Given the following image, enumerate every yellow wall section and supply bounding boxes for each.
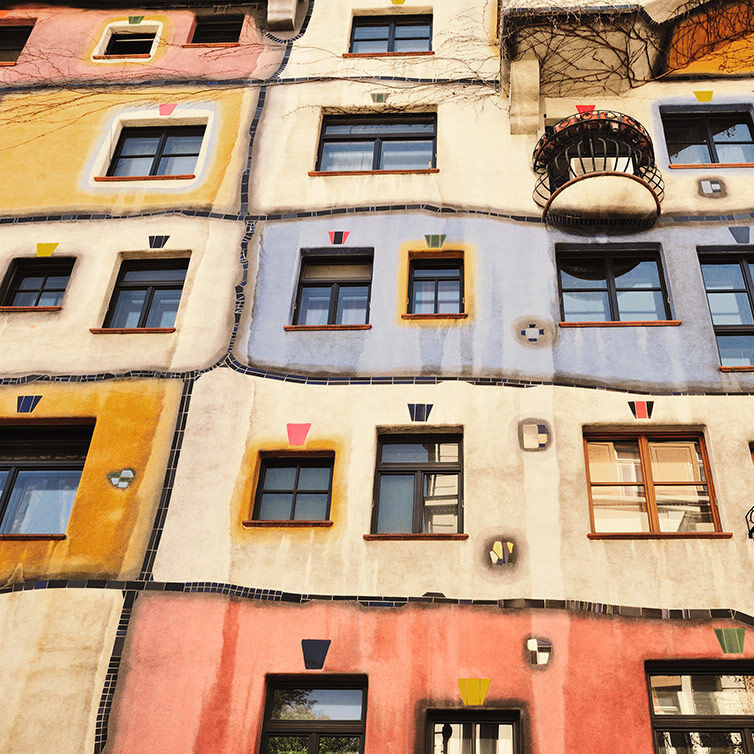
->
[0,86,255,215]
[0,380,182,583]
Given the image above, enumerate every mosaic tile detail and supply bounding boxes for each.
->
[699,179,724,197]
[408,403,433,421]
[149,235,170,248]
[715,627,746,654]
[107,469,135,489]
[158,103,177,117]
[370,92,390,103]
[16,394,42,413]
[128,15,144,24]
[629,400,654,419]
[328,230,350,245]
[519,419,551,451]
[729,227,751,244]
[301,639,331,669]
[458,678,490,706]
[424,234,446,248]
[747,505,754,538]
[575,105,595,114]
[526,637,552,666]
[36,242,58,257]
[488,539,514,566]
[693,90,713,102]
[287,422,311,446]
[390,0,407,5]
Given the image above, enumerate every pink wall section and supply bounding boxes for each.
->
[0,6,284,84]
[107,593,754,754]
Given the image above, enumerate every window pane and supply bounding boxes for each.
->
[319,737,361,754]
[144,288,181,327]
[706,292,754,325]
[119,136,160,157]
[413,266,459,279]
[162,134,204,155]
[379,139,433,170]
[701,263,746,291]
[108,289,147,328]
[45,276,70,289]
[412,280,436,314]
[37,291,64,307]
[651,673,754,715]
[561,291,611,321]
[613,260,661,288]
[352,25,390,41]
[111,157,155,177]
[422,473,458,533]
[258,493,294,520]
[376,473,414,533]
[263,466,297,490]
[616,290,666,320]
[394,37,430,52]
[381,441,458,464]
[122,267,187,283]
[0,470,7,498]
[432,722,515,754]
[156,155,199,176]
[715,143,754,163]
[351,39,389,53]
[336,285,369,325]
[270,688,363,720]
[395,24,430,38]
[297,466,331,490]
[191,18,244,44]
[10,291,37,306]
[560,259,608,289]
[17,275,44,290]
[293,493,329,520]
[267,736,308,754]
[717,334,754,366]
[1,469,81,534]
[591,485,650,532]
[655,485,715,532]
[105,33,154,55]
[587,440,643,482]
[324,122,434,136]
[648,439,706,483]
[656,730,745,754]
[710,118,753,142]
[663,119,706,144]
[668,143,712,164]
[301,263,372,281]
[320,142,374,172]
[298,287,332,326]
[437,280,462,314]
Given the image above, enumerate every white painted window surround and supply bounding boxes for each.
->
[91,19,163,62]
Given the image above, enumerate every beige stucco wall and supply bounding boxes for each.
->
[0,589,122,754]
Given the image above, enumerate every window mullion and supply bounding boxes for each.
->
[290,464,301,520]
[639,436,660,533]
[151,129,168,176]
[387,21,396,52]
[373,137,381,170]
[705,117,720,163]
[605,256,620,321]
[414,470,423,533]
[740,259,754,322]
[329,283,339,325]
[139,286,156,328]
[0,466,19,532]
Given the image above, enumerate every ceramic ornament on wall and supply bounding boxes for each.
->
[408,403,433,421]
[149,235,170,249]
[729,227,751,244]
[128,15,144,24]
[488,539,514,566]
[159,103,177,117]
[424,234,446,248]
[519,420,551,451]
[16,395,42,413]
[714,628,746,654]
[628,400,654,419]
[526,637,552,666]
[286,423,311,446]
[301,639,331,669]
[575,105,595,114]
[693,90,713,102]
[458,678,490,706]
[328,231,350,245]
[107,469,135,489]
[370,92,390,104]
[36,243,58,258]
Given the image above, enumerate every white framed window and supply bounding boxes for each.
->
[92,19,163,61]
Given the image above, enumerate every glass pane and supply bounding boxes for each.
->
[1,469,81,534]
[432,722,515,754]
[263,466,297,490]
[587,440,643,482]
[336,286,369,325]
[706,292,754,325]
[701,264,746,291]
[257,493,293,520]
[301,263,372,282]
[651,673,754,715]
[561,291,611,321]
[710,118,754,142]
[437,280,462,314]
[655,485,715,532]
[0,470,7,498]
[351,39,389,53]
[413,267,459,279]
[111,156,155,177]
[412,280,436,314]
[663,118,705,143]
[320,142,374,172]
[270,688,363,720]
[352,25,389,41]
[395,24,430,38]
[380,140,433,170]
[423,473,458,533]
[162,134,204,155]
[17,275,43,290]
[394,37,430,52]
[718,334,754,367]
[616,290,666,321]
[376,474,414,533]
[37,291,63,306]
[319,736,361,754]
[293,493,329,521]
[656,730,745,754]
[298,287,332,326]
[155,154,199,176]
[613,260,661,288]
[715,143,754,164]
[144,288,181,328]
[267,736,308,754]
[119,136,160,157]
[122,267,186,283]
[591,485,650,533]
[381,441,459,464]
[560,260,608,289]
[648,439,706,483]
[11,291,38,307]
[298,466,331,490]
[668,143,712,164]
[324,122,434,136]
[108,289,147,328]
[44,276,70,289]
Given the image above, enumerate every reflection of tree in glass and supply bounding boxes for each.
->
[272,689,328,720]
[318,736,360,754]
[268,735,307,754]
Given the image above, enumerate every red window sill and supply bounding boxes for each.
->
[181,42,241,48]
[342,51,434,58]
[0,534,66,540]
[402,313,468,320]
[588,532,732,540]
[89,327,176,334]
[308,169,439,177]
[92,53,151,60]
[720,366,754,372]
[559,320,681,328]
[668,163,754,169]
[94,175,195,182]
[242,520,333,528]
[363,533,468,541]
[284,324,371,331]
[0,305,61,313]
[0,61,18,66]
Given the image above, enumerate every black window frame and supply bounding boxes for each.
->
[425,709,522,754]
[105,125,206,178]
[371,433,463,535]
[556,244,672,323]
[646,661,754,754]
[103,258,189,329]
[408,258,464,315]
[103,30,156,56]
[349,14,432,54]
[190,15,245,44]
[0,257,75,308]
[0,23,34,63]
[293,251,374,326]
[315,113,437,172]
[0,423,94,536]
[698,248,754,366]
[661,110,754,165]
[252,454,335,522]
[260,675,368,754]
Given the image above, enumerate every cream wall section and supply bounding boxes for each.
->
[154,368,754,613]
[0,589,121,754]
[0,217,242,375]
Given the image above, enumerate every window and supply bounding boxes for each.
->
[0,24,33,63]
[557,250,670,322]
[408,259,463,315]
[104,31,156,56]
[647,662,754,754]
[350,15,431,54]
[584,433,721,535]
[253,456,334,522]
[372,435,462,534]
[427,710,520,754]
[0,258,74,308]
[261,677,367,754]
[700,254,754,367]
[191,15,244,43]
[316,114,437,173]
[661,112,754,165]
[103,259,188,329]
[0,424,93,535]
[294,256,372,326]
[106,125,206,178]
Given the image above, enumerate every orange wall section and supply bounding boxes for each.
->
[0,380,182,583]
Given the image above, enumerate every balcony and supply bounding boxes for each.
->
[532,111,664,231]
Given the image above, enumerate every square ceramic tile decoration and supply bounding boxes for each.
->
[526,638,552,666]
[699,179,724,196]
[107,469,135,489]
[488,539,514,565]
[519,420,551,451]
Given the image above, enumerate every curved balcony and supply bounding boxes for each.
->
[532,111,664,231]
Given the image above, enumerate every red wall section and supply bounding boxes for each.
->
[107,594,753,754]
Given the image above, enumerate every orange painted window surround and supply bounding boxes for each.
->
[0,305,62,312]
[89,327,176,334]
[94,175,195,182]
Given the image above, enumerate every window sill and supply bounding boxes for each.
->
[0,305,62,313]
[92,54,152,60]
[89,327,176,334]
[588,532,732,540]
[402,313,468,320]
[181,42,241,48]
[668,163,754,169]
[559,320,681,328]
[242,520,333,528]
[342,51,434,58]
[0,534,66,540]
[308,169,439,177]
[284,324,372,331]
[363,533,468,541]
[0,61,18,67]
[720,366,754,372]
[94,175,195,182]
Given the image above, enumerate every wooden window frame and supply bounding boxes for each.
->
[583,432,723,536]
[349,14,432,54]
[371,433,463,535]
[260,675,367,754]
[0,258,75,309]
[189,15,244,44]
[408,258,464,315]
[425,709,522,754]
[661,111,754,166]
